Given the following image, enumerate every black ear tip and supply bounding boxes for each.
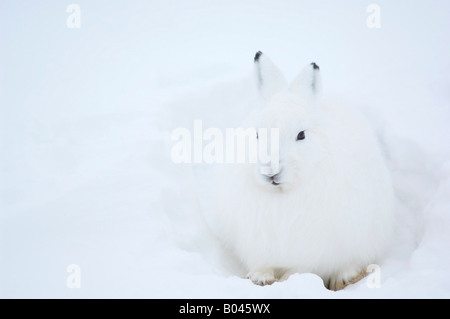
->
[254,51,263,62]
[311,62,320,70]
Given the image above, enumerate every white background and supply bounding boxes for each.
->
[1,0,450,298]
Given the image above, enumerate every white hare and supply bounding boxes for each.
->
[209,51,395,290]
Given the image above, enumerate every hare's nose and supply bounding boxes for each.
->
[260,164,281,177]
[262,172,278,178]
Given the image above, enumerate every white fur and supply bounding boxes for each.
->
[208,52,395,289]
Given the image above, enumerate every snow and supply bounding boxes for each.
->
[1,0,450,298]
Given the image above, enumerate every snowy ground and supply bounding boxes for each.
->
[1,1,450,298]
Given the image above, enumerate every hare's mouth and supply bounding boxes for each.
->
[266,176,281,186]
[262,173,282,186]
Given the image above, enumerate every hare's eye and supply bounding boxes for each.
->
[296,131,305,141]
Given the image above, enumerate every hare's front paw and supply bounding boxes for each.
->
[326,267,368,291]
[247,268,276,286]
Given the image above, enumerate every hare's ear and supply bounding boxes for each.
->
[254,51,288,101]
[290,62,322,105]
